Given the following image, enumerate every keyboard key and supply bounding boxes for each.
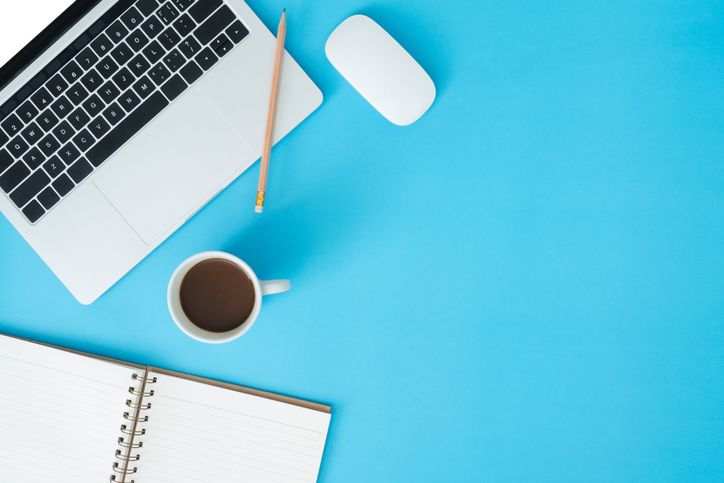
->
[53,121,75,144]
[21,122,42,145]
[174,13,196,36]
[97,57,120,79]
[128,54,151,77]
[52,173,74,196]
[179,61,202,84]
[132,75,155,99]
[136,0,159,16]
[158,27,181,49]
[37,186,60,210]
[111,42,134,65]
[121,7,145,30]
[211,33,232,57]
[67,84,90,105]
[161,74,187,101]
[158,3,180,24]
[7,136,30,157]
[149,63,171,86]
[43,156,64,178]
[69,107,91,130]
[22,200,45,223]
[61,60,84,83]
[87,92,168,167]
[37,110,60,132]
[67,157,93,182]
[107,20,130,43]
[73,128,95,151]
[10,169,50,208]
[38,134,61,157]
[77,47,99,70]
[179,36,201,58]
[23,147,46,170]
[226,20,249,43]
[189,0,221,23]
[127,30,150,52]
[0,129,7,148]
[83,94,106,117]
[17,100,39,122]
[119,90,141,112]
[90,33,114,56]
[143,40,166,64]
[50,96,73,118]
[89,116,111,138]
[31,87,54,111]
[46,74,69,97]
[58,142,81,165]
[81,69,104,92]
[0,162,31,193]
[2,113,23,137]
[163,49,186,72]
[98,81,121,103]
[0,149,12,173]
[103,102,126,125]
[194,5,235,45]
[195,47,218,70]
[172,0,194,11]
[113,67,136,91]
[141,14,164,38]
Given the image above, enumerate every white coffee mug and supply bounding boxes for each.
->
[168,251,290,343]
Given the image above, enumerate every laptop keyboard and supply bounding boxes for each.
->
[0,0,249,224]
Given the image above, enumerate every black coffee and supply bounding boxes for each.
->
[180,258,256,333]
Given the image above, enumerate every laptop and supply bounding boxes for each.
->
[0,0,322,304]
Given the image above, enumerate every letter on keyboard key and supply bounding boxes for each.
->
[10,169,50,208]
[161,75,187,101]
[86,91,168,167]
[194,6,236,45]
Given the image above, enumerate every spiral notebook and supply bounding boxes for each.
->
[0,334,331,482]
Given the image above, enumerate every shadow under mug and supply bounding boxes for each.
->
[167,251,290,343]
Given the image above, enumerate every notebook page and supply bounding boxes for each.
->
[137,371,331,483]
[0,335,138,482]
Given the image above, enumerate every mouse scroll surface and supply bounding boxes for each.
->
[326,15,436,126]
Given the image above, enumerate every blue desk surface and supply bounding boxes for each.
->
[1,0,723,481]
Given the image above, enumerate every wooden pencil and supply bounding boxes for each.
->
[255,9,287,213]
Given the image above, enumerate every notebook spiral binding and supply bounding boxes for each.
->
[110,371,157,483]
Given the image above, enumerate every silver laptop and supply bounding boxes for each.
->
[0,0,322,304]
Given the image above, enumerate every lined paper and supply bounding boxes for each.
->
[137,371,331,483]
[0,335,136,483]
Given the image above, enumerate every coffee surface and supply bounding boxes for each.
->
[180,259,256,333]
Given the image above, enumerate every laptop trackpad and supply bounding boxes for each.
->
[94,90,251,245]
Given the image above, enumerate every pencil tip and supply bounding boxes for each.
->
[283,8,286,13]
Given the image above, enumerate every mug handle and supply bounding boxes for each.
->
[260,279,291,296]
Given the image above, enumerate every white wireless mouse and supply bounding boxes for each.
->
[325,15,436,126]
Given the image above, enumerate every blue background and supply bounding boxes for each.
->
[1,0,723,481]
